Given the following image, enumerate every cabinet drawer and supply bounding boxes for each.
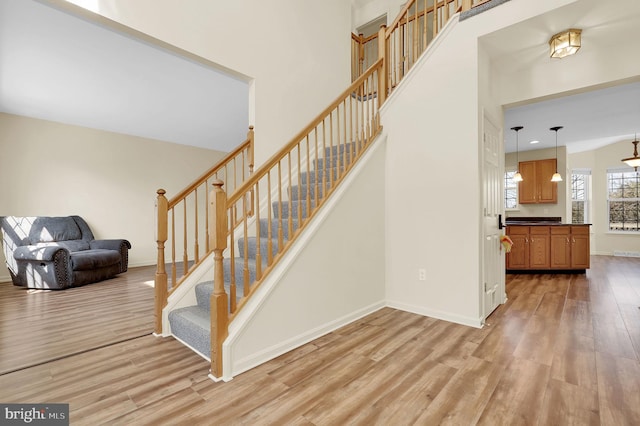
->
[507,226,529,235]
[551,226,570,235]
[530,226,550,235]
[571,226,590,235]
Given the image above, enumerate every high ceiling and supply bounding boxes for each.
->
[0,0,250,152]
[480,0,640,154]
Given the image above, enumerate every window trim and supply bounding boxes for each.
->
[606,167,640,233]
[571,169,590,224]
[504,168,519,211]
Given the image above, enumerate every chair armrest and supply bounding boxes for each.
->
[90,239,132,251]
[13,245,69,262]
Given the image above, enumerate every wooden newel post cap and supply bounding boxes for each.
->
[212,180,224,190]
[157,189,166,196]
[249,125,254,130]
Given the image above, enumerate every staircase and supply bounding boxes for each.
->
[157,0,498,379]
[168,143,355,359]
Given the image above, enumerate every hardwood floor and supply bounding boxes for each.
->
[0,265,155,374]
[1,256,639,425]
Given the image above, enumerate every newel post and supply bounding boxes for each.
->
[378,24,387,106]
[358,33,365,77]
[209,180,228,379]
[248,125,255,216]
[248,125,255,175]
[462,0,472,12]
[154,189,168,335]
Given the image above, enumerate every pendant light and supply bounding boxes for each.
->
[550,126,563,182]
[511,126,523,182]
[621,136,640,171]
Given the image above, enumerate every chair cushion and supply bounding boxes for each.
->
[70,249,121,271]
[28,216,82,243]
[36,240,90,252]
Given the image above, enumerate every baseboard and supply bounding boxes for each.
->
[229,301,386,378]
[386,300,484,329]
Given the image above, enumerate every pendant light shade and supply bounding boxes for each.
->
[550,126,563,182]
[511,126,524,182]
[622,137,640,171]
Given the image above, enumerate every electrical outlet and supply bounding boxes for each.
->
[418,268,426,281]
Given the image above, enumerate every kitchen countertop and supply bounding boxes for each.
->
[505,217,591,226]
[506,222,591,226]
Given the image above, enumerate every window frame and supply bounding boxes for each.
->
[504,168,519,211]
[571,169,590,224]
[607,167,640,233]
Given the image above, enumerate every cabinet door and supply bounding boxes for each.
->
[571,226,590,268]
[518,161,537,204]
[506,226,529,269]
[529,227,550,269]
[550,226,571,268]
[537,159,557,203]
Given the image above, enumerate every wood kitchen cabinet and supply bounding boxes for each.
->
[518,159,558,204]
[550,226,571,268]
[507,224,590,271]
[570,226,590,269]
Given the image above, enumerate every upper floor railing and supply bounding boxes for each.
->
[351,0,493,84]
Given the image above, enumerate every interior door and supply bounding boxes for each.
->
[482,116,506,321]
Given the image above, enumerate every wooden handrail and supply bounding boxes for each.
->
[154,126,254,335]
[228,59,383,206]
[208,60,384,378]
[168,128,254,207]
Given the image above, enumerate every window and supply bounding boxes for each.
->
[607,168,640,232]
[571,169,590,224]
[504,170,518,209]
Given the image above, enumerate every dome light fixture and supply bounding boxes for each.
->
[549,29,582,59]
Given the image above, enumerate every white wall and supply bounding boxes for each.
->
[569,140,640,256]
[381,0,578,327]
[382,18,482,327]
[226,138,387,378]
[59,0,352,168]
[0,113,225,282]
[505,146,569,221]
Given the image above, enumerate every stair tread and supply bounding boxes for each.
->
[168,305,210,358]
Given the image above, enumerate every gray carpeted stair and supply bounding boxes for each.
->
[168,143,352,359]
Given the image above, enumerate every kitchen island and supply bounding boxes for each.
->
[505,217,590,272]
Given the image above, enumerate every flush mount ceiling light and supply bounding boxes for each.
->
[511,126,524,182]
[549,28,582,58]
[550,126,563,182]
[622,136,640,171]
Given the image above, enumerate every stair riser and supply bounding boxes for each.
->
[288,184,328,201]
[258,218,299,239]
[314,155,351,170]
[300,168,341,185]
[238,237,280,261]
[273,200,317,219]
[325,142,356,157]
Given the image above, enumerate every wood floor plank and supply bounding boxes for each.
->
[539,379,600,425]
[596,352,640,426]
[412,356,504,425]
[476,357,550,426]
[1,256,639,424]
